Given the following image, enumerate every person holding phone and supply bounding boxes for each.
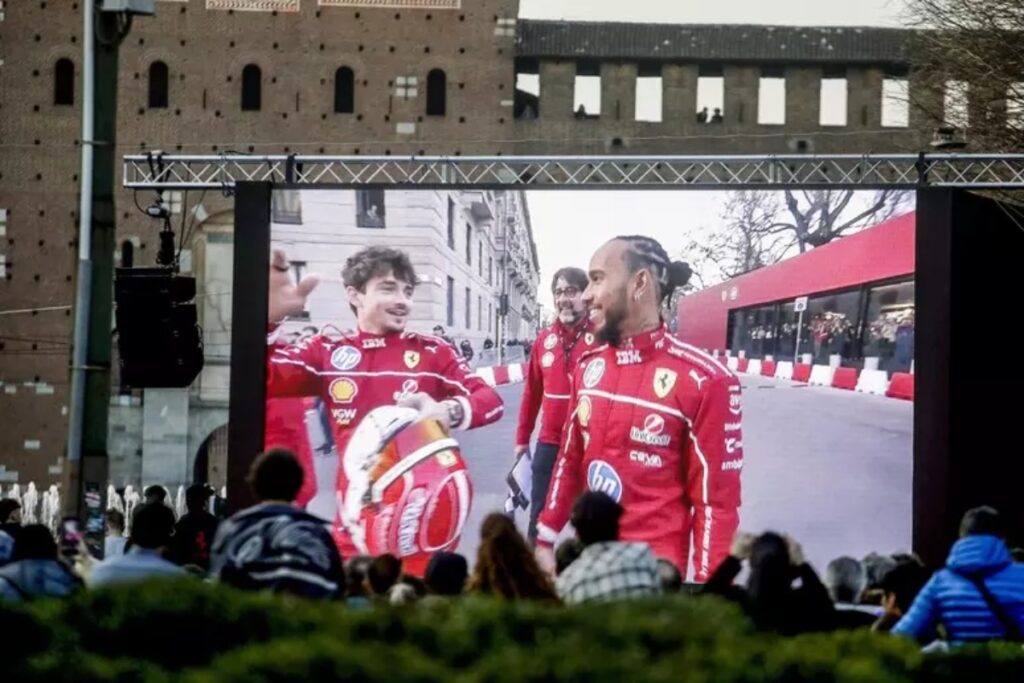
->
[88,504,186,588]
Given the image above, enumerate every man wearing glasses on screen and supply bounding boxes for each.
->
[265,246,504,567]
[513,267,598,545]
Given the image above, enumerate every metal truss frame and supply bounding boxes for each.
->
[122,153,1024,190]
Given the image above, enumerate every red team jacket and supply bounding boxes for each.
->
[536,326,743,582]
[266,328,504,556]
[516,320,598,447]
[264,396,320,509]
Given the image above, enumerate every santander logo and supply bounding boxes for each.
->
[643,414,665,435]
[630,413,670,447]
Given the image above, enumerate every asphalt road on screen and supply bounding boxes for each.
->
[454,377,914,577]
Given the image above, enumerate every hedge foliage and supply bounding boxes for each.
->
[1,579,1022,682]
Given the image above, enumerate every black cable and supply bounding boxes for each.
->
[176,189,189,263]
[132,190,147,216]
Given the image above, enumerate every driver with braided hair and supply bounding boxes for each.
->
[536,235,743,582]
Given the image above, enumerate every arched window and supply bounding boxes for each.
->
[241,64,262,112]
[426,68,446,116]
[148,61,169,109]
[120,240,134,268]
[334,66,355,114]
[54,58,74,106]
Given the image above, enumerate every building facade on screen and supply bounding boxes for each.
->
[270,188,540,348]
[0,0,987,485]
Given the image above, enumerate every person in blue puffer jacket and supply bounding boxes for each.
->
[893,506,1024,643]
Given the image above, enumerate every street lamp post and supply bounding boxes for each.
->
[66,0,153,554]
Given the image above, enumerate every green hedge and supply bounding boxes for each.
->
[1,580,1022,682]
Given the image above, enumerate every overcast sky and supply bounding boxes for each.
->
[527,190,723,300]
[519,0,908,26]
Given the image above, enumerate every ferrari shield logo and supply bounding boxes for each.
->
[584,332,595,345]
[653,368,678,399]
[404,351,421,369]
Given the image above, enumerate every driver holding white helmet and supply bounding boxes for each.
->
[266,246,504,573]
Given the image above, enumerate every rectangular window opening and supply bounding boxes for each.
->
[447,197,455,249]
[820,77,848,127]
[635,75,663,123]
[881,78,910,128]
[355,189,385,228]
[515,70,540,120]
[573,69,601,118]
[758,75,786,125]
[944,80,969,129]
[1007,83,1024,130]
[446,277,455,327]
[272,189,303,225]
[696,70,724,123]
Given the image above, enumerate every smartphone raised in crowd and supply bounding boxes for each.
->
[59,516,83,558]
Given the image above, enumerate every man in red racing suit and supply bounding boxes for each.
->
[265,246,503,562]
[515,266,598,544]
[535,236,742,582]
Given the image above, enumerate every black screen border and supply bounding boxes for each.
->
[228,183,1021,564]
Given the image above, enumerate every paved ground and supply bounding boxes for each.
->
[455,378,914,576]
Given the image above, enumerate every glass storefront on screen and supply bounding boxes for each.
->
[729,305,779,358]
[862,281,915,372]
[804,288,863,364]
[776,301,799,360]
[725,278,914,371]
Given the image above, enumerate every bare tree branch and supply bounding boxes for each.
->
[684,190,913,288]
[906,0,1024,152]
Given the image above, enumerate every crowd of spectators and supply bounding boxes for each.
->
[1,448,1021,651]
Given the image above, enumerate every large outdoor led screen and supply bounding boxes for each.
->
[231,186,916,580]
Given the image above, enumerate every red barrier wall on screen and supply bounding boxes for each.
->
[676,212,916,351]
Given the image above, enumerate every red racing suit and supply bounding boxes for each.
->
[515,320,598,447]
[266,328,504,557]
[536,325,743,582]
[264,396,319,509]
